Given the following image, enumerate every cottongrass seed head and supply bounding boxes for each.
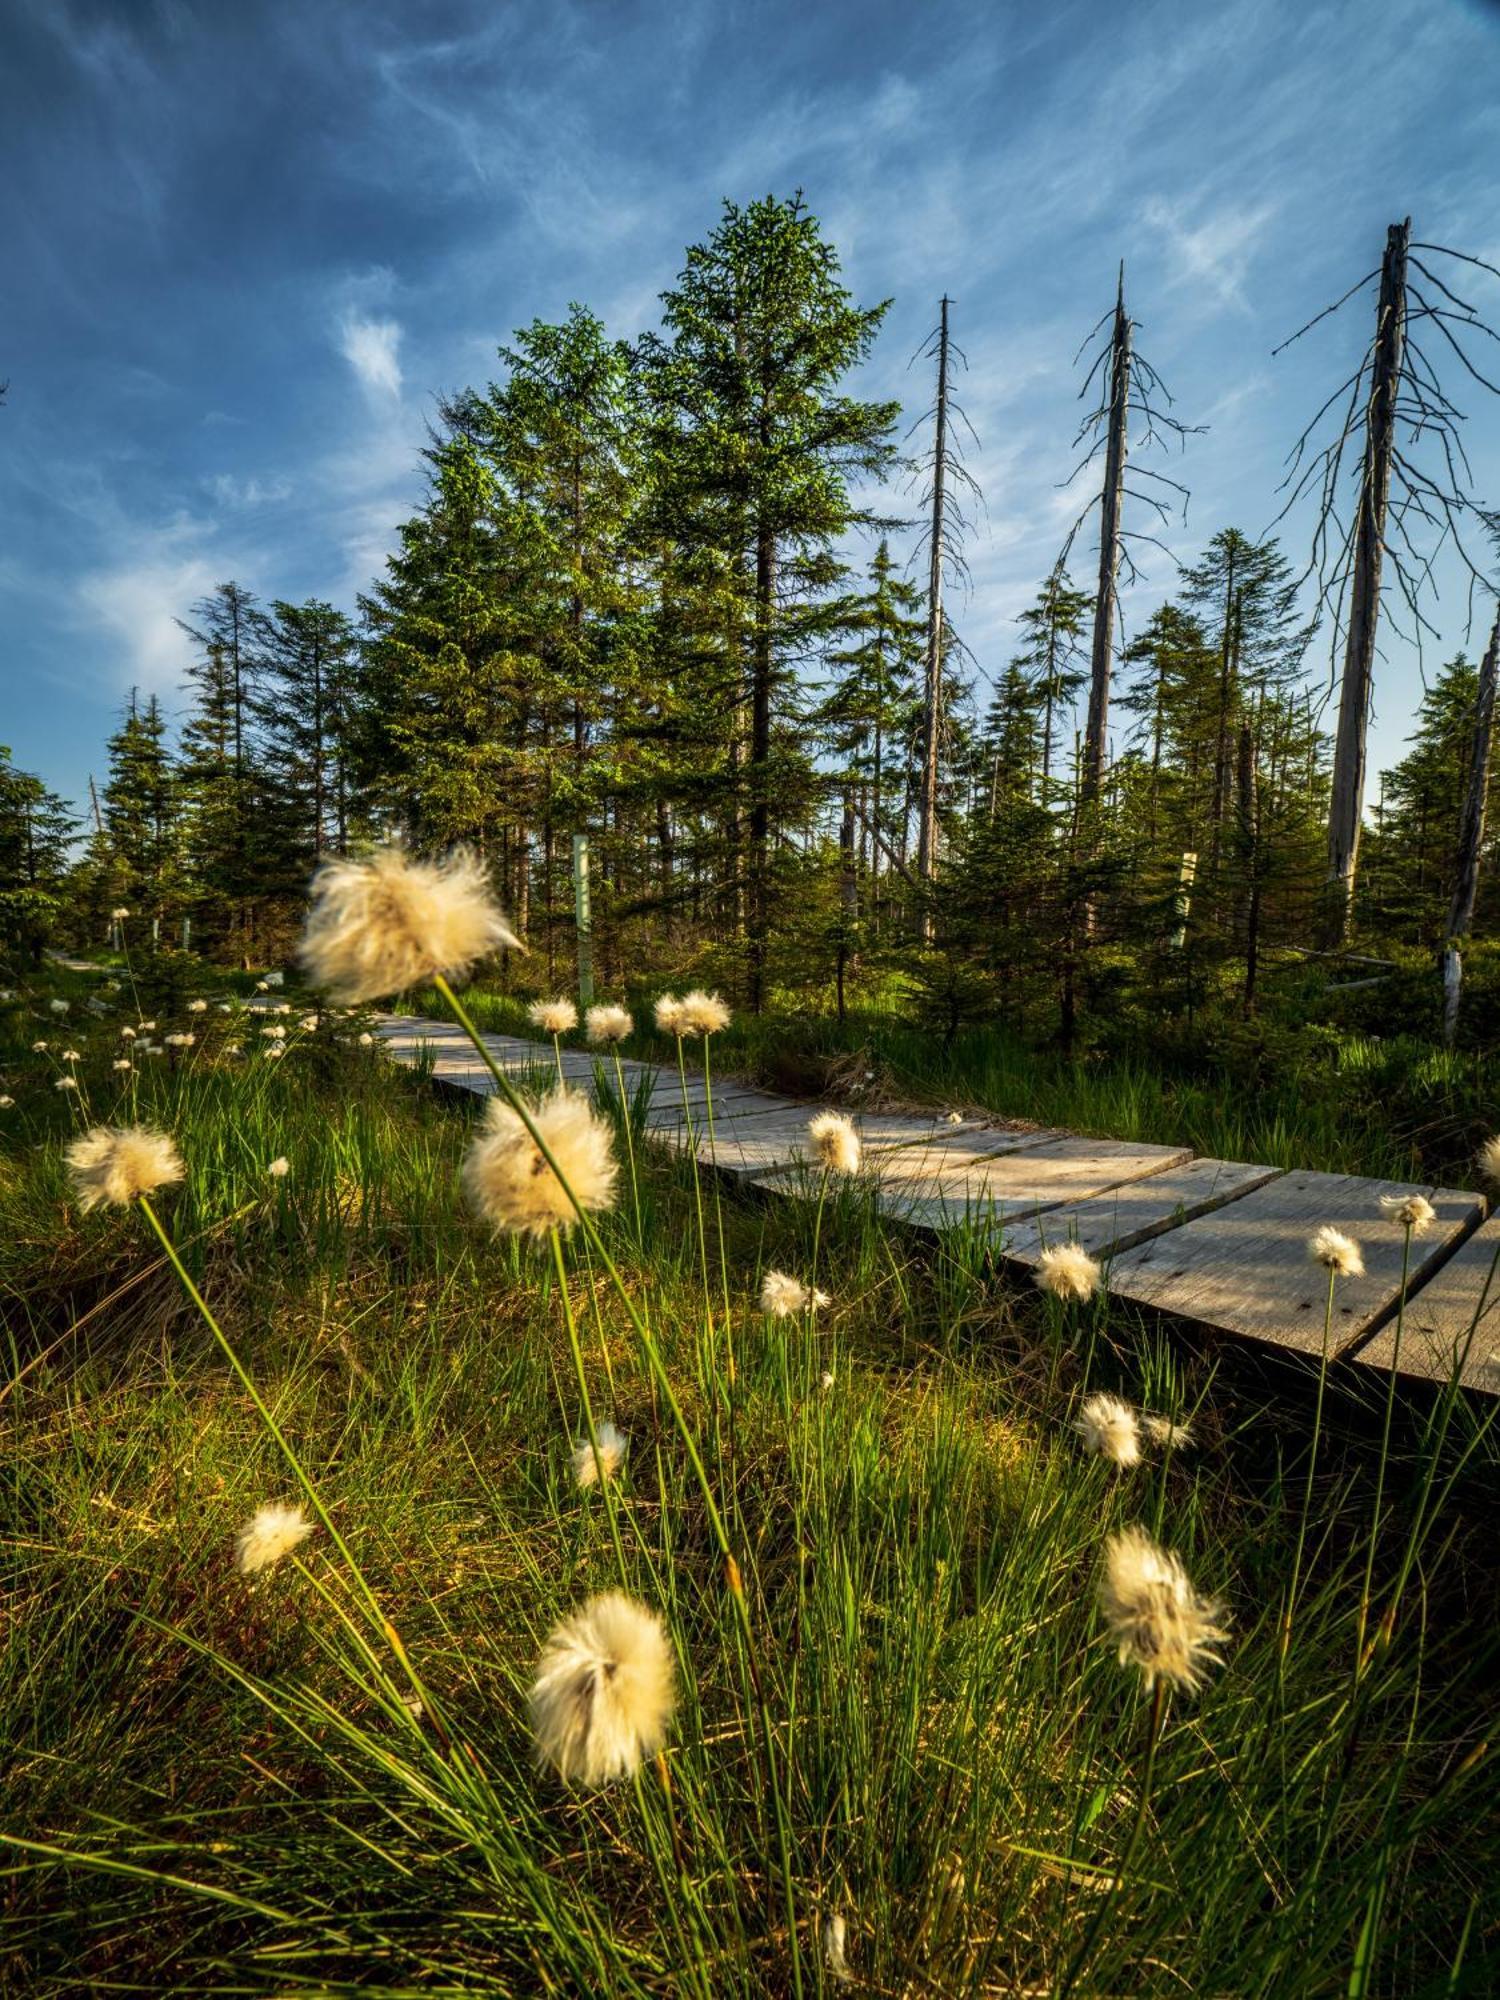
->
[66,1125,185,1210]
[298,843,521,1004]
[1143,1413,1195,1451]
[529,997,578,1036]
[759,1269,830,1318]
[463,1087,617,1239]
[1477,1136,1500,1185]
[822,1911,852,1985]
[268,1156,290,1178]
[585,1002,633,1045]
[1035,1242,1102,1302]
[573,1420,628,1489]
[530,1591,676,1787]
[808,1110,861,1175]
[1379,1192,1436,1235]
[236,1502,314,1575]
[676,988,731,1037]
[1099,1525,1227,1695]
[1076,1392,1141,1468]
[54,1076,78,1092]
[653,992,686,1037]
[1309,1225,1364,1278]
[49,998,69,1015]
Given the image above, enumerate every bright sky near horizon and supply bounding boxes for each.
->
[5,0,1500,819]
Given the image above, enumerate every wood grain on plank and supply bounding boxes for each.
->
[869,1134,1191,1230]
[1351,1213,1500,1394]
[997,1157,1283,1268]
[1104,1171,1483,1357]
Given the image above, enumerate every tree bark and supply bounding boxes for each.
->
[1325,218,1411,943]
[747,527,775,1011]
[1445,602,1499,942]
[916,296,950,938]
[1083,269,1131,802]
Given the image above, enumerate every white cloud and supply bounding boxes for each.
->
[339,315,404,399]
[74,521,225,706]
[1141,195,1278,313]
[206,472,293,508]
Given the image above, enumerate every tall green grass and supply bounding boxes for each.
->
[0,974,1496,1994]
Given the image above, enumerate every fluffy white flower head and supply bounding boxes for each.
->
[66,1125,184,1210]
[528,997,578,1036]
[236,1502,314,1575]
[1143,1414,1195,1451]
[299,844,521,1004]
[268,1156,290,1178]
[49,999,69,1016]
[119,1025,136,1040]
[187,999,208,1014]
[808,1111,860,1175]
[585,1003,633,1045]
[463,1087,617,1239]
[110,906,130,921]
[1309,1226,1364,1278]
[823,1912,852,1985]
[1378,1192,1436,1235]
[1478,1136,1500,1186]
[653,993,685,1037]
[53,1076,77,1092]
[676,989,730,1037]
[0,1096,14,1109]
[573,1420,628,1489]
[1035,1243,1102,1302]
[530,1591,676,1787]
[760,1270,830,1318]
[1076,1392,1141,1468]
[1098,1525,1227,1695]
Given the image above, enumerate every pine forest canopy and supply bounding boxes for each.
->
[6,194,1500,1048]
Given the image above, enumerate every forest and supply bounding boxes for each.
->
[4,197,1498,1073]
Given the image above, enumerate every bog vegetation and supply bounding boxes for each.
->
[2,194,1499,1994]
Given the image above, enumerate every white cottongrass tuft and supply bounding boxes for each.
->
[264,1044,286,1060]
[822,1911,852,1985]
[1098,1525,1227,1695]
[808,1111,860,1175]
[653,993,686,1037]
[1309,1226,1364,1278]
[528,997,578,1036]
[585,1003,633,1045]
[263,972,284,989]
[1478,1136,1500,1185]
[1378,1192,1436,1235]
[463,1088,617,1239]
[573,1420,628,1489]
[268,1157,290,1178]
[759,1270,830,1318]
[236,1502,314,1575]
[261,1025,286,1040]
[110,906,130,921]
[139,1020,156,1031]
[357,1031,374,1047]
[1143,1413,1195,1451]
[0,1096,13,1109]
[676,988,730,1037]
[65,1125,184,1210]
[1035,1242,1102,1302]
[530,1591,676,1787]
[820,1368,836,1391]
[1076,1392,1141,1468]
[61,1049,81,1062]
[298,844,521,1004]
[163,1033,195,1049]
[187,999,208,1014]
[49,999,69,1015]
[112,1059,133,1072]
[54,1076,78,1092]
[119,1025,136,1040]
[31,1041,48,1053]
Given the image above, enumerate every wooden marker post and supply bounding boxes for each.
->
[572,835,594,1010]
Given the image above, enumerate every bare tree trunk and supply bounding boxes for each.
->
[1446,603,1499,942]
[1083,269,1131,802]
[1237,722,1262,1015]
[837,784,857,1022]
[1325,218,1411,943]
[916,295,950,939]
[747,528,775,1011]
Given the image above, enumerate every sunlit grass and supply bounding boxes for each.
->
[0,968,1496,1994]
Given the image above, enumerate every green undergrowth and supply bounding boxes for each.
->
[1,976,1497,1994]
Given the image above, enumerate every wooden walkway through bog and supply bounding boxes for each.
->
[377,1015,1496,1396]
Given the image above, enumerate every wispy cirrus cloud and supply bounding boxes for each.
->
[338,315,404,399]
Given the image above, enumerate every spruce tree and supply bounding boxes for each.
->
[0,746,76,965]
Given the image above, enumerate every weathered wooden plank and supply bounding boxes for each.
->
[997,1157,1284,1269]
[1351,1213,1500,1395]
[1104,1171,1484,1358]
[870,1134,1192,1230]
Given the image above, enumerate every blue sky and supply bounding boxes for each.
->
[5,0,1500,818]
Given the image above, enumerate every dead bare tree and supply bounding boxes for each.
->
[1061,265,1197,804]
[1272,219,1500,944]
[908,297,981,939]
[1440,599,1499,1041]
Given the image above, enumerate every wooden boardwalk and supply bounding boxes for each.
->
[376,1015,1496,1395]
